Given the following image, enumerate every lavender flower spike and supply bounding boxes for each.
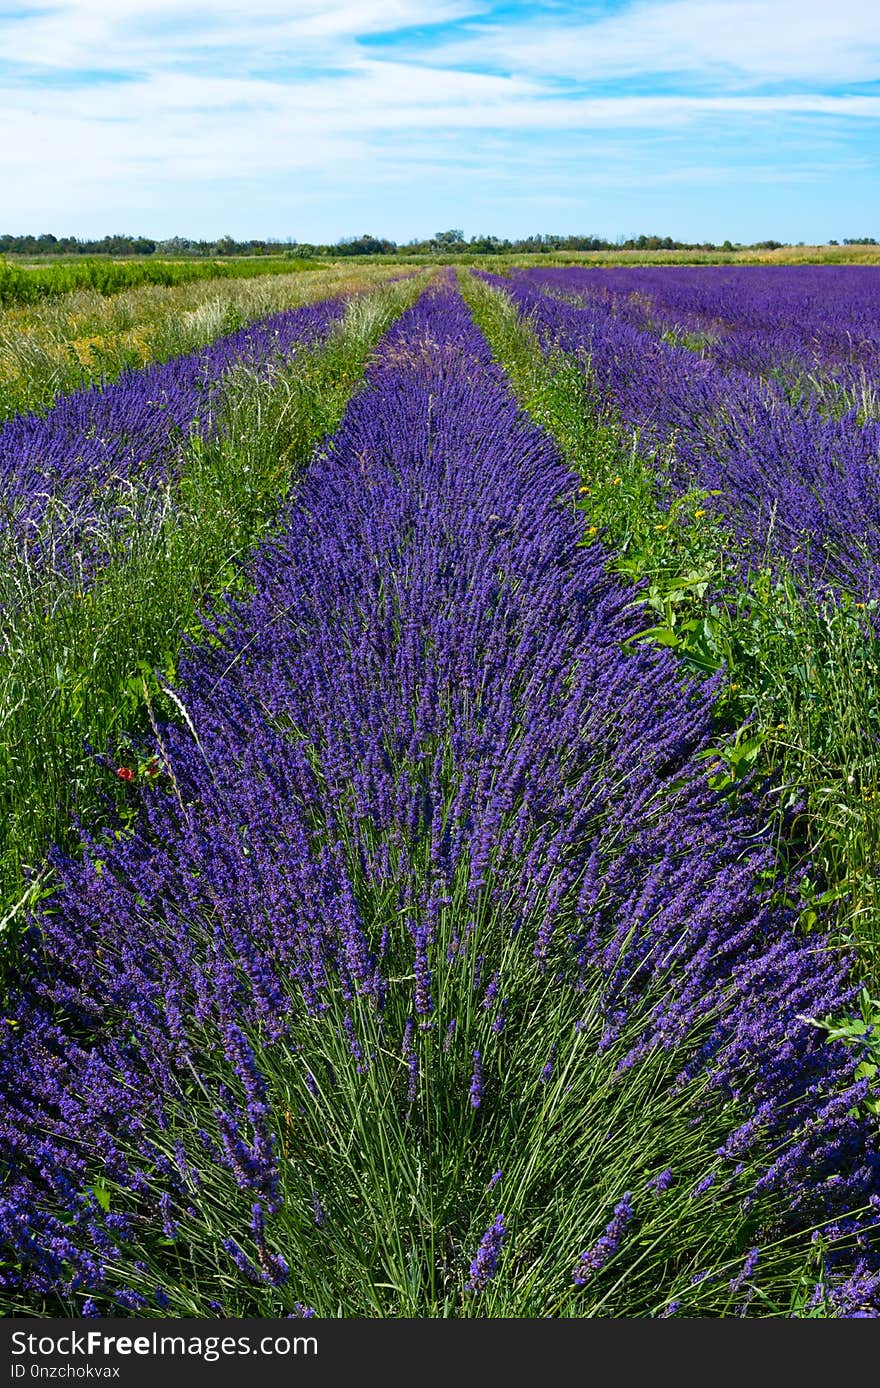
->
[467,1215,506,1292]
[573,1193,634,1286]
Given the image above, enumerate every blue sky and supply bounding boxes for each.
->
[1,0,878,244]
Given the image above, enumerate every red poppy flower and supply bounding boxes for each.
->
[116,766,134,782]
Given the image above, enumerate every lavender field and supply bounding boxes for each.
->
[0,270,879,1317]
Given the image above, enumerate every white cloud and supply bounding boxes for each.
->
[1,1,481,72]
[424,0,880,87]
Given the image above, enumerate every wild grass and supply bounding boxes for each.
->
[0,263,402,421]
[336,246,880,272]
[460,270,880,981]
[0,255,329,310]
[0,276,426,969]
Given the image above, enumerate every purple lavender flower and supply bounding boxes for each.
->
[539,1044,557,1085]
[159,1191,178,1240]
[113,1288,147,1309]
[573,1193,633,1286]
[222,1238,263,1285]
[466,1214,506,1291]
[412,923,434,1019]
[469,1051,484,1110]
[249,1201,289,1286]
[312,1191,326,1228]
[730,1247,760,1293]
[648,1169,673,1194]
[406,1052,419,1104]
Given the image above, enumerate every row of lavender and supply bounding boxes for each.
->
[1,282,877,1314]
[481,271,880,599]
[515,265,880,405]
[0,297,343,559]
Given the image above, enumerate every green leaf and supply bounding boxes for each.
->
[624,625,679,648]
[91,1180,111,1213]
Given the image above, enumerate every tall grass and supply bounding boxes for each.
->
[0,255,329,310]
[0,277,426,967]
[0,263,403,421]
[460,270,880,979]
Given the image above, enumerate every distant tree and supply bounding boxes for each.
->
[156,237,197,255]
[434,229,465,247]
[468,234,502,253]
[336,234,396,256]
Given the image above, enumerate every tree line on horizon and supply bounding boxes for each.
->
[1,230,877,259]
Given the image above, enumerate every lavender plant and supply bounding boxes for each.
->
[0,298,341,576]
[0,278,424,948]
[1,282,877,1317]
[0,264,401,424]
[463,271,880,971]
[516,264,880,418]
[477,270,880,603]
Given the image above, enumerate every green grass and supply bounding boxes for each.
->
[0,275,427,971]
[460,269,880,981]
[0,263,403,421]
[0,256,329,310]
